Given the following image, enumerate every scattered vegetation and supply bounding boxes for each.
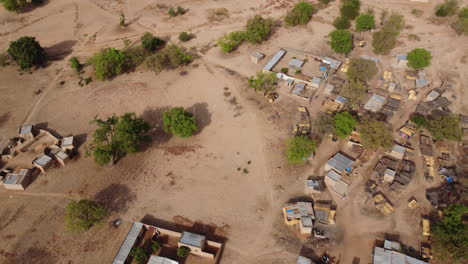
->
[408,34,421,41]
[407,48,432,69]
[357,117,393,150]
[285,1,315,26]
[0,52,11,67]
[248,71,277,92]
[346,58,378,82]
[7,36,47,70]
[280,67,289,74]
[411,9,423,17]
[286,136,317,163]
[334,112,356,138]
[163,107,197,138]
[356,13,376,32]
[435,0,459,17]
[177,246,190,258]
[145,45,193,73]
[89,113,151,165]
[372,12,404,55]
[119,13,126,27]
[140,32,165,52]
[129,247,149,264]
[453,7,468,35]
[432,204,468,264]
[333,16,351,29]
[340,0,361,20]
[319,0,332,3]
[329,29,353,54]
[410,114,430,130]
[169,6,186,17]
[65,200,108,232]
[69,56,83,74]
[179,32,193,42]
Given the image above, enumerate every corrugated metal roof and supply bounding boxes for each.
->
[384,169,396,177]
[393,145,406,154]
[312,77,321,84]
[297,256,312,264]
[289,59,304,69]
[113,222,144,264]
[292,82,306,95]
[251,52,265,59]
[179,232,206,248]
[62,136,74,146]
[372,246,428,264]
[335,96,347,104]
[34,155,53,167]
[327,153,354,172]
[284,202,315,220]
[326,170,341,181]
[333,179,349,195]
[19,125,33,135]
[364,95,386,112]
[416,78,428,88]
[301,216,313,227]
[396,54,407,61]
[148,256,179,264]
[322,57,341,69]
[263,49,286,71]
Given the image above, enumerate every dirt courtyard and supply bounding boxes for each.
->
[0,0,467,264]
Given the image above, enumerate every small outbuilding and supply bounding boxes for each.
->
[250,52,265,64]
[61,136,74,151]
[50,148,69,166]
[19,125,36,139]
[299,216,313,235]
[178,232,206,255]
[33,154,55,173]
[283,202,315,226]
[288,59,305,70]
[148,256,178,264]
[305,178,324,194]
[383,168,396,183]
[311,77,321,88]
[3,169,33,190]
[396,54,407,67]
[297,256,314,264]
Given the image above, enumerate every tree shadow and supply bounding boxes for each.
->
[141,106,172,147]
[21,0,50,13]
[0,112,11,128]
[94,184,136,213]
[44,40,77,61]
[15,247,57,264]
[186,102,211,135]
[299,245,320,263]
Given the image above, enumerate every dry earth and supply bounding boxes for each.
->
[0,0,467,264]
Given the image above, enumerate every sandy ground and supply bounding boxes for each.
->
[0,0,467,263]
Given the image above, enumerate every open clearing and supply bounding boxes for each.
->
[0,0,467,263]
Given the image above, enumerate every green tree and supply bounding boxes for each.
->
[432,204,468,263]
[1,0,26,12]
[407,48,432,69]
[435,0,459,17]
[245,15,274,44]
[428,114,462,141]
[314,113,336,137]
[69,56,82,73]
[286,136,317,163]
[333,16,351,29]
[357,117,393,150]
[90,113,151,165]
[340,0,361,20]
[179,32,192,42]
[217,31,247,53]
[356,13,376,31]
[285,1,315,26]
[334,112,356,138]
[346,58,377,82]
[163,107,197,138]
[129,247,149,264]
[65,200,108,232]
[410,114,430,130]
[177,246,190,258]
[248,71,277,92]
[140,32,165,52]
[372,12,404,55]
[329,29,353,54]
[145,45,192,73]
[123,45,150,70]
[7,36,46,70]
[88,48,126,80]
[339,79,366,108]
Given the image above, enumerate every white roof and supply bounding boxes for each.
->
[62,136,74,146]
[19,125,33,135]
[113,222,144,264]
[297,256,313,264]
[148,256,178,264]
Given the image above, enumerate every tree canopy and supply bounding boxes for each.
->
[356,13,376,31]
[357,117,393,150]
[88,48,127,80]
[432,204,468,263]
[140,32,165,51]
[286,136,317,163]
[428,114,462,141]
[145,45,192,73]
[435,0,459,17]
[346,58,378,82]
[177,246,190,258]
[339,79,366,108]
[90,113,151,165]
[453,7,468,35]
[217,31,247,53]
[340,0,360,20]
[285,1,315,26]
[1,0,27,12]
[372,12,404,55]
[329,29,353,54]
[7,36,46,70]
[407,48,432,69]
[244,15,274,44]
[163,107,197,138]
[248,71,277,92]
[334,112,356,138]
[129,247,149,264]
[314,113,336,137]
[333,16,351,29]
[65,200,108,232]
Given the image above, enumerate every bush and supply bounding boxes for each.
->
[168,7,177,17]
[69,57,82,73]
[280,67,289,74]
[151,242,161,253]
[407,48,432,69]
[7,36,46,70]
[329,29,353,54]
[428,114,462,141]
[177,246,190,258]
[340,0,361,20]
[248,71,277,92]
[1,0,27,12]
[145,45,192,73]
[285,1,315,26]
[334,112,356,138]
[432,204,468,264]
[88,48,126,80]
[245,15,274,44]
[453,8,468,34]
[435,0,459,17]
[140,32,165,51]
[217,31,247,53]
[163,107,197,138]
[333,16,351,29]
[179,32,192,42]
[357,117,393,150]
[65,200,108,232]
[286,136,317,163]
[356,13,376,31]
[123,45,150,70]
[0,52,11,67]
[319,0,332,3]
[129,247,149,264]
[346,58,377,82]
[408,34,421,41]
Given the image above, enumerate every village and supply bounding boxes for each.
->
[0,0,467,264]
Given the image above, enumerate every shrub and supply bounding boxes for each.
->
[453,8,468,34]
[248,71,277,92]
[129,247,149,264]
[435,0,459,17]
[217,31,247,53]
[163,107,197,138]
[119,13,126,27]
[151,242,161,253]
[7,36,46,70]
[280,67,289,74]
[319,0,331,3]
[0,52,11,67]
[65,200,108,232]
[168,7,177,17]
[285,1,315,26]
[410,114,430,130]
[140,32,165,51]
[123,46,150,70]
[329,29,353,54]
[176,6,186,15]
[334,112,356,138]
[428,114,462,141]
[407,48,432,69]
[145,45,192,73]
[408,34,421,41]
[286,136,317,163]
[357,117,393,150]
[333,16,351,29]
[340,0,360,20]
[411,9,423,17]
[1,0,27,12]
[69,57,82,73]
[179,32,192,42]
[88,48,126,80]
[346,58,377,82]
[356,13,376,31]
[245,15,274,44]
[177,246,190,258]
